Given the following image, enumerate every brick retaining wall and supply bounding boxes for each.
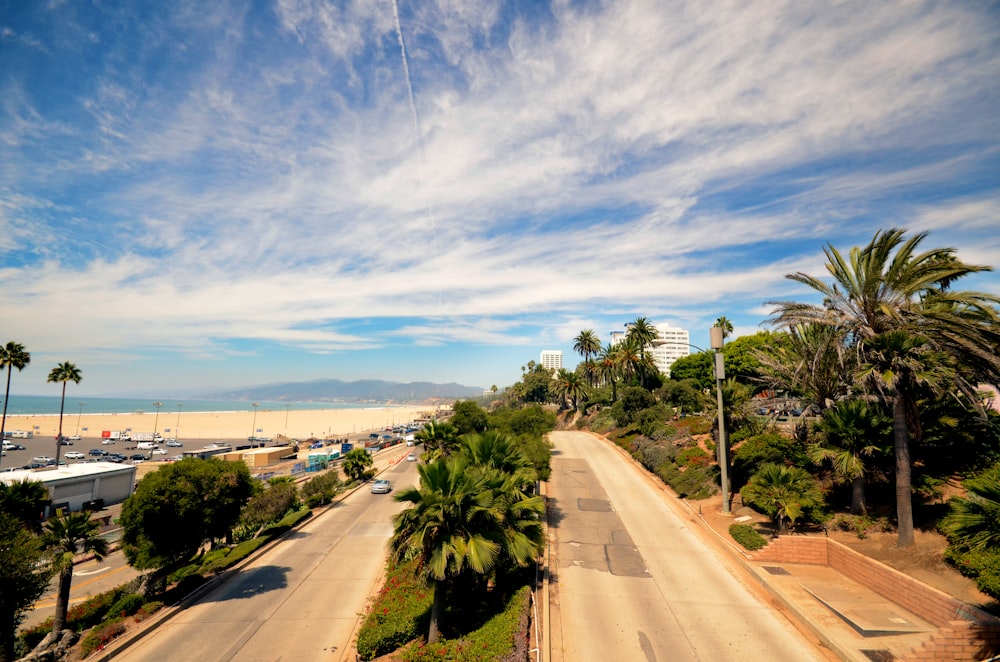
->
[752,536,1000,661]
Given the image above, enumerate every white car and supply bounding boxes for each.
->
[165,440,183,447]
[370,479,392,494]
[151,448,167,455]
[102,439,117,445]
[64,451,86,460]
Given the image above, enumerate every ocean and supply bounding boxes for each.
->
[0,395,389,416]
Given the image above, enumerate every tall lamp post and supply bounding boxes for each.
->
[709,326,731,514]
[175,404,183,442]
[76,402,85,437]
[152,402,163,440]
[250,402,259,447]
[284,404,290,438]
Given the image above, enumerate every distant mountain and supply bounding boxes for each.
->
[211,378,485,404]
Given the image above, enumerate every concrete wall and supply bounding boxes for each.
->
[753,536,1000,661]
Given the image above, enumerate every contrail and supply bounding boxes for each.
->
[390,0,441,260]
[391,0,420,137]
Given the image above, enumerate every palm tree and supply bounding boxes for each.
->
[741,464,824,534]
[627,317,658,379]
[47,362,82,467]
[809,399,891,515]
[756,324,853,413]
[415,420,460,459]
[0,478,51,533]
[554,369,585,411]
[598,343,620,401]
[768,228,1000,547]
[940,464,1000,551]
[42,512,109,633]
[573,329,601,387]
[715,316,734,339]
[0,342,30,469]
[615,337,643,385]
[458,430,538,493]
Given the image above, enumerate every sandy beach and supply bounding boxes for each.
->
[3,405,438,442]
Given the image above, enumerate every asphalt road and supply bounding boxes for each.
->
[546,431,823,662]
[111,447,417,662]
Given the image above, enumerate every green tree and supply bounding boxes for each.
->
[342,448,374,482]
[573,329,602,387]
[809,399,891,515]
[42,512,109,633]
[627,318,658,383]
[715,316,733,339]
[741,464,824,533]
[0,341,30,470]
[46,362,82,467]
[554,368,585,411]
[598,343,621,401]
[239,479,300,536]
[459,430,537,491]
[120,458,255,570]
[668,350,713,389]
[0,513,51,662]
[757,325,853,412]
[450,400,488,435]
[941,463,1000,552]
[610,386,656,427]
[415,420,461,459]
[0,478,51,533]
[389,456,543,643]
[768,228,1000,547]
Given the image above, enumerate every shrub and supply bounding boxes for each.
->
[676,446,711,468]
[400,585,531,662]
[104,592,145,621]
[302,471,342,505]
[828,514,892,539]
[670,465,717,500]
[729,524,768,551]
[80,618,127,658]
[356,560,433,660]
[133,601,164,622]
[168,562,202,584]
[638,444,677,473]
[945,547,1000,600]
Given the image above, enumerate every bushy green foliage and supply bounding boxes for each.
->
[301,470,342,506]
[451,400,489,435]
[18,585,129,650]
[944,546,1000,600]
[676,446,712,468]
[120,457,256,570]
[401,586,530,662]
[610,387,657,427]
[637,443,677,473]
[167,562,201,584]
[343,448,375,482]
[79,618,126,658]
[488,404,556,438]
[356,560,433,660]
[133,601,164,622]
[729,524,768,551]
[634,404,675,439]
[104,593,145,621]
[239,480,300,534]
[732,432,808,489]
[669,465,717,500]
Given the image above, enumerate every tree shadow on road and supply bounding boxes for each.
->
[210,565,292,602]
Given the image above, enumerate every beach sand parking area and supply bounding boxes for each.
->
[3,405,436,443]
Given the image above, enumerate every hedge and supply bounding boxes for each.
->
[729,523,768,551]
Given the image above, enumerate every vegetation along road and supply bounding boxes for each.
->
[546,430,824,661]
[111,450,417,662]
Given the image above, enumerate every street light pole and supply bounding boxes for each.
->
[709,326,731,514]
[153,402,163,440]
[175,404,183,442]
[284,404,290,438]
[251,402,259,447]
[76,401,84,436]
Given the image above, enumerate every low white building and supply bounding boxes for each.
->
[0,462,136,516]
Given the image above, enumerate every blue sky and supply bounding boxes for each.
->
[2,1,999,397]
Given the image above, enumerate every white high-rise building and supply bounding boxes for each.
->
[610,322,690,377]
[540,350,563,372]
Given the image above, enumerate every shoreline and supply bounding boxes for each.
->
[2,405,439,441]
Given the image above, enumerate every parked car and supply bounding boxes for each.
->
[4,442,27,451]
[370,479,392,494]
[107,454,126,463]
[22,462,46,469]
[69,435,82,441]
[102,439,117,445]
[32,456,54,464]
[130,453,148,461]
[58,437,73,445]
[64,451,85,460]
[151,448,167,455]
[309,442,324,449]
[89,448,109,456]
[165,440,183,447]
